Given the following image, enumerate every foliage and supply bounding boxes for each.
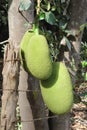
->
[15,105,22,130]
[0,0,8,58]
[81,60,87,81]
[80,42,87,61]
[19,0,32,11]
[35,0,71,61]
[0,0,8,26]
[19,0,71,61]
[80,42,87,81]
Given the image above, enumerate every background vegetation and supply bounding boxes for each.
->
[0,0,8,58]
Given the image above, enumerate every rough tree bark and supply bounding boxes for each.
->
[8,0,35,130]
[1,43,20,130]
[48,1,87,130]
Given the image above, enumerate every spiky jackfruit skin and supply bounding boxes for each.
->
[20,30,34,71]
[40,62,73,114]
[26,35,52,80]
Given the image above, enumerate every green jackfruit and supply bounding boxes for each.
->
[40,62,73,114]
[26,34,52,80]
[20,30,34,71]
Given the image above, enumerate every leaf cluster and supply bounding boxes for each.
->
[34,0,71,61]
[0,0,8,58]
[19,0,71,61]
[0,0,8,26]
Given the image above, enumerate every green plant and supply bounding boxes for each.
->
[80,42,87,81]
[0,0,8,58]
[0,0,8,26]
[81,60,87,81]
[80,42,87,61]
[35,0,71,61]
[15,105,22,130]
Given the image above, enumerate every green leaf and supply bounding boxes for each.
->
[51,6,56,11]
[61,0,66,3]
[45,11,57,25]
[47,2,51,11]
[80,23,87,31]
[84,72,87,81]
[39,12,45,20]
[81,61,87,68]
[19,0,32,11]
[59,20,67,30]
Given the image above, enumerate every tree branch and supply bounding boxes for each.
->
[37,0,41,15]
[0,39,9,45]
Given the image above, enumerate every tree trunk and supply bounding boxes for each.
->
[27,74,49,130]
[8,0,35,130]
[48,1,87,130]
[48,112,71,130]
[1,43,20,130]
[18,68,35,130]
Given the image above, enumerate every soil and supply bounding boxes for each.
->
[71,82,87,130]
[71,103,87,130]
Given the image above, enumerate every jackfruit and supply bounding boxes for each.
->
[20,30,34,71]
[40,62,73,114]
[26,34,52,80]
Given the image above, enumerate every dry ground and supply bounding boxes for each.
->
[71,82,87,130]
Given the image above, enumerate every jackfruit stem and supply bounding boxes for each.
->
[33,24,39,35]
[35,26,39,35]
